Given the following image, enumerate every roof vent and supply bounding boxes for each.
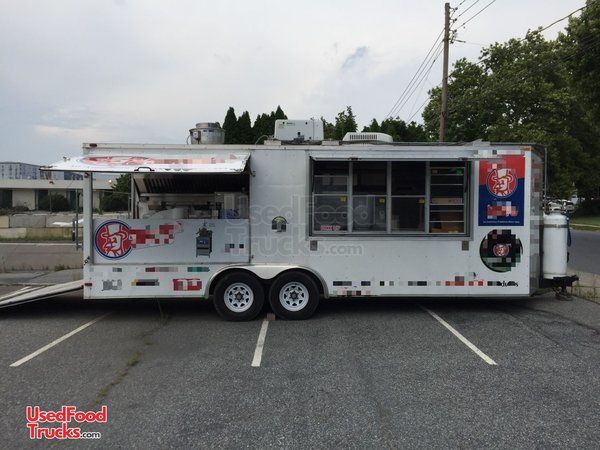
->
[189,122,225,145]
[342,132,393,144]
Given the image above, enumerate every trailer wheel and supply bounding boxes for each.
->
[213,273,264,321]
[269,272,320,320]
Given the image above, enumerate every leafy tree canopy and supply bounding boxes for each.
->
[222,106,288,144]
[222,107,238,144]
[421,2,600,198]
[363,117,428,142]
[112,173,131,192]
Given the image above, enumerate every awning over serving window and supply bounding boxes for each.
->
[43,152,250,174]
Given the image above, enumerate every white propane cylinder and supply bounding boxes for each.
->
[543,212,569,279]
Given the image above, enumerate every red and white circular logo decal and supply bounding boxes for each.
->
[492,243,510,257]
[95,221,132,259]
[487,168,517,197]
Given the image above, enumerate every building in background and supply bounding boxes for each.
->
[0,161,83,181]
[0,161,110,210]
[0,162,40,180]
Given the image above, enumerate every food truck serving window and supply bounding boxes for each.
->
[311,160,469,235]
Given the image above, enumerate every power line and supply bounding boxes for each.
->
[515,4,589,42]
[453,0,482,21]
[456,3,591,72]
[454,0,474,11]
[455,0,497,29]
[385,0,483,122]
[385,0,589,124]
[407,77,437,122]
[537,5,587,34]
[415,2,593,124]
[396,47,443,120]
[408,95,433,123]
[385,29,444,119]
[389,43,444,119]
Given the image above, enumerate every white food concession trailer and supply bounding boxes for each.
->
[29,123,575,320]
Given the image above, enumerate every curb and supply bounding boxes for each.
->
[568,269,600,302]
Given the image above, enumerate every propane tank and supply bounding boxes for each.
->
[543,212,569,279]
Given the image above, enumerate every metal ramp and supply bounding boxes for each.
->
[0,280,83,309]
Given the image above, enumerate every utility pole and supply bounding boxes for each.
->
[439,2,451,142]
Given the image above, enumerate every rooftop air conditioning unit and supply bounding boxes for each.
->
[342,132,393,144]
[274,119,324,143]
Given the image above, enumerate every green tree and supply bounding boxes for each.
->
[563,0,600,198]
[422,29,599,198]
[274,105,287,120]
[566,0,600,119]
[223,106,238,144]
[251,106,289,144]
[101,173,130,212]
[362,118,380,132]
[321,117,335,140]
[236,111,253,144]
[252,113,270,143]
[332,106,358,140]
[363,117,428,142]
[113,173,131,193]
[100,192,128,212]
[39,194,70,212]
[380,117,428,142]
[404,121,429,142]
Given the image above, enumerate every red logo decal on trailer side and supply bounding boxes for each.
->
[95,221,132,259]
[492,243,511,257]
[487,167,517,197]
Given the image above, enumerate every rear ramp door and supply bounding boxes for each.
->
[0,281,83,309]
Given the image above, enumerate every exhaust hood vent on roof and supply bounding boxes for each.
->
[189,122,225,145]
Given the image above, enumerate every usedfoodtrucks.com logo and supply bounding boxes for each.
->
[26,406,106,440]
[487,167,517,197]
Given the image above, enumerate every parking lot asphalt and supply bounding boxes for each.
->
[1,291,599,448]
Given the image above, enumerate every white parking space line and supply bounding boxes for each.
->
[420,305,498,366]
[10,313,111,368]
[251,314,274,367]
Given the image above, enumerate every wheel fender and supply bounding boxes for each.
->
[206,264,329,298]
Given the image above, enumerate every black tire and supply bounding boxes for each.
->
[213,272,265,321]
[268,272,320,320]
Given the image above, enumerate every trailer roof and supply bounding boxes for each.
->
[77,142,535,152]
[42,142,541,172]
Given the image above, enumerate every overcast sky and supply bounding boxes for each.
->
[0,0,586,164]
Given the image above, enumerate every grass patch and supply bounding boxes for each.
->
[571,223,600,231]
[92,350,142,406]
[91,308,170,407]
[571,215,600,227]
[127,350,142,367]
